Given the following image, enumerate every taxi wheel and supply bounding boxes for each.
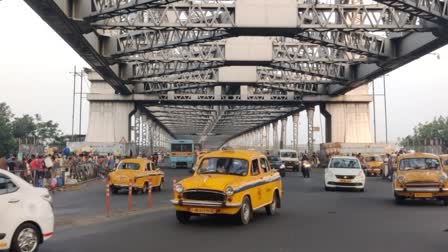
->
[395,195,405,204]
[11,223,41,252]
[111,186,119,195]
[156,182,163,192]
[236,196,252,225]
[442,199,448,206]
[176,211,191,224]
[266,192,279,216]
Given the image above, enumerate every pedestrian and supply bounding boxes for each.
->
[301,154,311,178]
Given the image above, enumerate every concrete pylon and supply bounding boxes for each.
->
[293,112,300,152]
[307,106,315,154]
[262,125,268,150]
[85,71,135,143]
[272,121,279,152]
[280,118,287,149]
[266,124,270,151]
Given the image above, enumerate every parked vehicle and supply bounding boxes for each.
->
[363,154,384,176]
[325,156,366,192]
[278,149,300,171]
[109,158,164,194]
[0,169,54,252]
[393,153,448,205]
[171,150,282,225]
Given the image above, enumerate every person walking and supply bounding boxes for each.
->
[301,154,311,178]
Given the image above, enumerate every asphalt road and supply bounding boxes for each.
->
[42,169,448,252]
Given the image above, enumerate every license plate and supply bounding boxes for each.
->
[339,179,352,183]
[190,208,217,214]
[414,193,433,198]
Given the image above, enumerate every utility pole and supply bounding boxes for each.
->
[71,66,76,141]
[372,80,377,143]
[79,70,83,137]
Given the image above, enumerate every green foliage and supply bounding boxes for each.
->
[400,116,448,148]
[0,103,17,156]
[0,102,65,155]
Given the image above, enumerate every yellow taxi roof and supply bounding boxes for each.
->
[201,150,265,160]
[398,152,440,161]
[440,154,448,158]
[120,158,151,164]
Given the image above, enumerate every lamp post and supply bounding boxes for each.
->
[383,75,388,144]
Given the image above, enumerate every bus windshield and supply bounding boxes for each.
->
[171,144,193,152]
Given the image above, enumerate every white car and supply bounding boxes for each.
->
[0,169,54,252]
[324,156,366,192]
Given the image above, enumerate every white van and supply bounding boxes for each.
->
[278,149,300,171]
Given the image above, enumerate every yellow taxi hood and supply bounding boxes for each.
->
[180,174,242,191]
[400,170,444,182]
[367,161,382,167]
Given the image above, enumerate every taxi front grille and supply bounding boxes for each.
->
[336,175,356,179]
[405,181,440,187]
[183,190,225,202]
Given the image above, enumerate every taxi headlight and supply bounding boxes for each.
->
[397,176,406,185]
[225,186,234,196]
[175,184,184,193]
[439,175,448,184]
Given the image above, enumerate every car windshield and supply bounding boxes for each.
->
[399,158,440,171]
[117,162,140,170]
[329,158,361,169]
[197,158,248,176]
[268,156,281,162]
[365,156,382,162]
[280,152,297,158]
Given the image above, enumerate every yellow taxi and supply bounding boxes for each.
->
[393,153,448,205]
[440,154,448,173]
[171,150,282,225]
[109,158,164,194]
[363,154,384,176]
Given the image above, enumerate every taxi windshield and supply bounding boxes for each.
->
[117,162,140,170]
[197,158,248,176]
[329,158,361,169]
[399,158,440,171]
[280,152,297,158]
[365,156,382,162]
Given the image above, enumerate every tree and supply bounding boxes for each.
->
[35,120,63,145]
[11,115,36,143]
[400,116,448,151]
[0,103,17,156]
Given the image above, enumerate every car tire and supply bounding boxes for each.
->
[11,223,41,252]
[236,196,252,225]
[360,188,365,192]
[156,181,163,192]
[395,195,405,204]
[176,211,191,224]
[325,186,330,191]
[266,192,279,216]
[111,186,119,195]
[442,199,448,206]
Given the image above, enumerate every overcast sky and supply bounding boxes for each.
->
[1,0,447,145]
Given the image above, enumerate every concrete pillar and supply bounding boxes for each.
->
[262,125,268,150]
[265,124,270,151]
[293,112,300,152]
[307,106,315,154]
[272,121,279,152]
[149,121,154,155]
[280,118,287,149]
[320,86,373,143]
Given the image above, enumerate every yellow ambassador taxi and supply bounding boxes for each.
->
[393,153,448,205]
[109,158,164,194]
[171,150,282,225]
[440,154,448,173]
[363,154,384,176]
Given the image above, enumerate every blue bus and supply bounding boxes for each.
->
[169,139,196,168]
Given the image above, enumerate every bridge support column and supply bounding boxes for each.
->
[85,72,135,143]
[293,112,300,152]
[320,86,373,143]
[307,106,315,154]
[262,125,268,151]
[272,121,279,152]
[265,124,270,151]
[280,118,287,149]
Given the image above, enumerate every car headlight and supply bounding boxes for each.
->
[439,175,448,184]
[175,183,184,193]
[357,171,364,177]
[397,176,406,185]
[225,186,234,196]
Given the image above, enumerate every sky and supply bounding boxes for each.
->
[0,0,447,145]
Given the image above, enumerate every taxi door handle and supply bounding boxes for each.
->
[8,199,20,204]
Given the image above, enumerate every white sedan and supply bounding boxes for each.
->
[0,169,54,252]
[325,156,366,192]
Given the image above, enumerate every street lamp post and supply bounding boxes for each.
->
[383,75,389,144]
[372,80,377,143]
